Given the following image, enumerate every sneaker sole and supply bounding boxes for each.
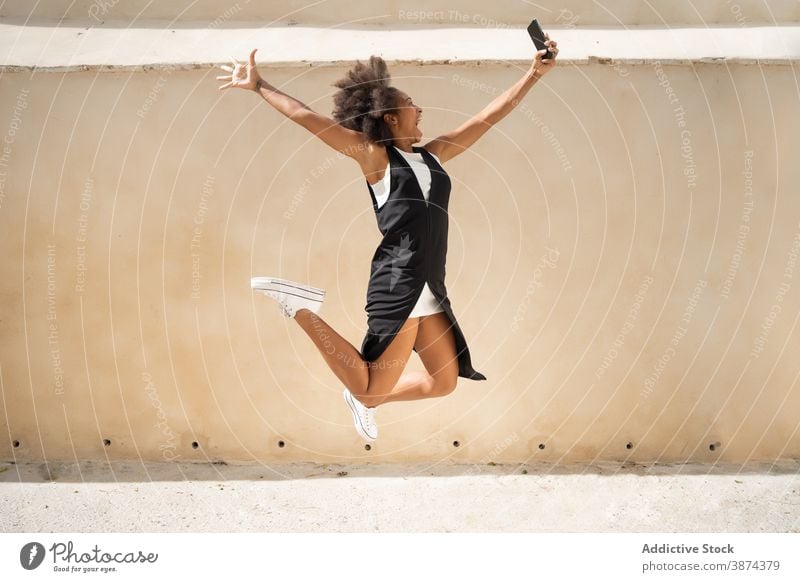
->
[343,390,377,442]
[251,277,326,306]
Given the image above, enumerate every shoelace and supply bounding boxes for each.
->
[365,407,377,431]
[348,393,377,436]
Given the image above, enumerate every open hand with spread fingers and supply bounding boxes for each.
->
[217,48,262,91]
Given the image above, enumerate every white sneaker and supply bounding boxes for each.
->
[251,277,325,319]
[343,388,378,442]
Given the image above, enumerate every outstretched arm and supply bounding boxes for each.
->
[423,36,558,164]
[218,49,367,158]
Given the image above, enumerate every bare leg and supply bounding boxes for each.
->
[363,312,460,407]
[293,308,369,394]
[292,309,458,408]
[368,370,437,404]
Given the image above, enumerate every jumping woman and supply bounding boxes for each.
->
[217,38,558,442]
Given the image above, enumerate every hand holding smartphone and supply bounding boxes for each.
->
[527,18,554,60]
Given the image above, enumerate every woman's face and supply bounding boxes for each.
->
[386,90,423,142]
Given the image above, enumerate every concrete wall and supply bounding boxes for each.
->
[1,0,797,26]
[2,3,799,464]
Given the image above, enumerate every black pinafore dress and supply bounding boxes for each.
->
[359,143,487,381]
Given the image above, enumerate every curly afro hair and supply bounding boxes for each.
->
[331,55,401,145]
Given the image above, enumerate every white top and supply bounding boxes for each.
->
[368,148,443,210]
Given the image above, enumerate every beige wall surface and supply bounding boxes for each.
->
[1,60,798,464]
[1,0,798,26]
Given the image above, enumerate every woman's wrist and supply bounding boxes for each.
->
[253,78,266,92]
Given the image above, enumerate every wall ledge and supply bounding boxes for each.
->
[2,21,799,72]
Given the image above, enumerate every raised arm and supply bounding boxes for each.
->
[423,36,558,164]
[218,49,368,159]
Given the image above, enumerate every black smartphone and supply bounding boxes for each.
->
[527,18,553,60]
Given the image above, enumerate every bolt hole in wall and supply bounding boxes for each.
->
[0,437,726,458]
